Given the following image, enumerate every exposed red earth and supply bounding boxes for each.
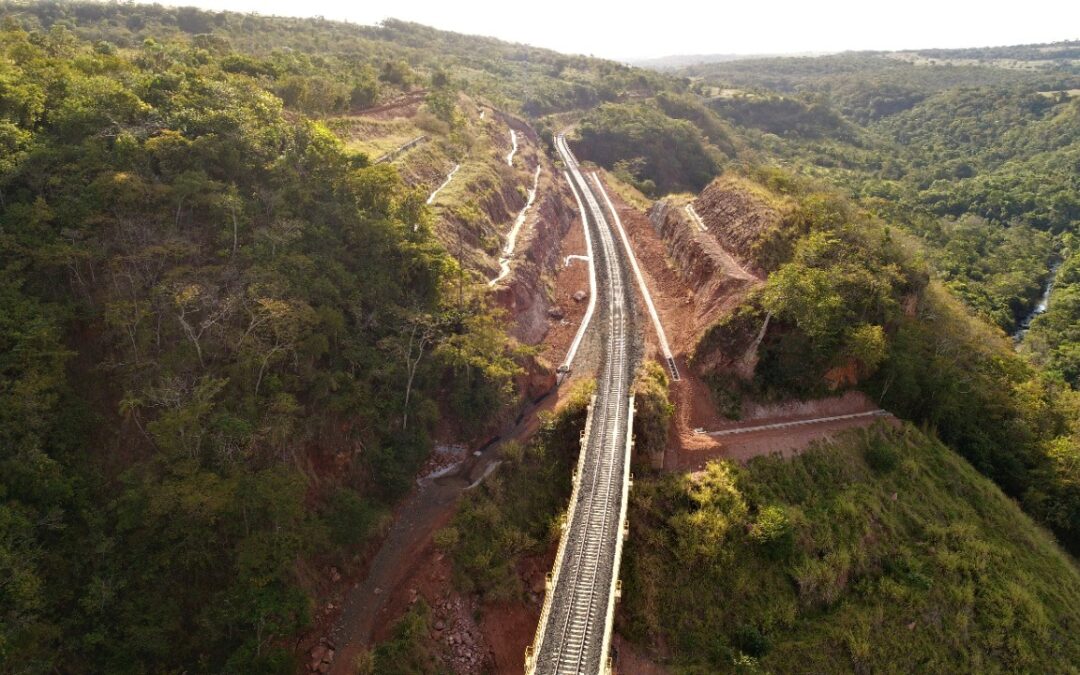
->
[308,122,601,674]
[310,146,895,674]
[590,172,894,471]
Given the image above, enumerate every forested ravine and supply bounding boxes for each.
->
[1014,261,1062,341]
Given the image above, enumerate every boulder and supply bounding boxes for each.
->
[309,644,328,671]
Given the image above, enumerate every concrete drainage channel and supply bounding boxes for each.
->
[558,170,599,383]
[684,203,707,232]
[489,164,542,287]
[699,409,890,436]
[506,129,518,166]
[426,162,461,205]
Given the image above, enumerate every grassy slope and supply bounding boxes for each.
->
[622,424,1080,674]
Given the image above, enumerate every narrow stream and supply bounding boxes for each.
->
[1014,261,1061,342]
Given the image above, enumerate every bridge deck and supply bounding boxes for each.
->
[527,136,636,675]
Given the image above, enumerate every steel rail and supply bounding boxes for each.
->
[528,135,635,675]
[588,172,680,381]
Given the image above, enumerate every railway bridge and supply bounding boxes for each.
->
[525,135,638,674]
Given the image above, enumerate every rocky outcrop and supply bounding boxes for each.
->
[648,199,759,333]
[691,175,788,275]
[308,640,335,673]
[430,593,492,674]
[515,354,557,402]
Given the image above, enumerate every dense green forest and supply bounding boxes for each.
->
[0,8,533,671]
[0,0,673,117]
[1025,246,1080,384]
[2,1,1080,672]
[679,50,1080,347]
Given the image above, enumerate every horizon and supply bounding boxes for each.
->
[126,0,1080,61]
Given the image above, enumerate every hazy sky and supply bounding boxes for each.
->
[145,0,1079,60]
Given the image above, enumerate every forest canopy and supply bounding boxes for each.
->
[0,11,522,670]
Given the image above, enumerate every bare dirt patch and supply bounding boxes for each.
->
[590,173,752,464]
[317,191,601,672]
[590,172,895,473]
[612,634,670,675]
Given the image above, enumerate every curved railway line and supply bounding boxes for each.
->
[527,135,638,674]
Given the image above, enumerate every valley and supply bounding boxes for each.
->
[1,3,1079,674]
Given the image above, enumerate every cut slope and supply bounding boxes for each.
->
[621,423,1080,673]
[648,198,761,335]
[692,174,792,274]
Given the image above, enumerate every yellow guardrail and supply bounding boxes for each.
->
[599,395,634,674]
[525,396,597,673]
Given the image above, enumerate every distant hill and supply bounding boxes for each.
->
[631,52,828,71]
[630,53,756,70]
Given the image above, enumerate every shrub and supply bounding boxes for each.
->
[863,434,901,473]
[370,601,438,674]
[734,623,771,658]
[749,505,794,559]
[321,489,384,548]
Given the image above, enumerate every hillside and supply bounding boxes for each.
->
[2,3,1080,673]
[0,8,559,671]
[622,423,1080,673]
[684,169,1080,556]
[672,47,1080,387]
[0,1,675,116]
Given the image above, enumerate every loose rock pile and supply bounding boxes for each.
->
[430,593,492,674]
[308,639,335,673]
[417,444,467,482]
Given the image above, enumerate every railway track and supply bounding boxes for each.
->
[527,136,637,674]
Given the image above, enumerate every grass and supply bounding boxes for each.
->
[327,116,428,158]
[621,423,1080,673]
[361,600,440,675]
[596,167,655,211]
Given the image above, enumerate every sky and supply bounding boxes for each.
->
[141,0,1080,60]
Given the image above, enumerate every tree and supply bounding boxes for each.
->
[379,59,413,87]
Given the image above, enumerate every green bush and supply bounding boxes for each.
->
[622,425,1080,672]
[863,436,901,473]
[574,102,721,194]
[748,505,794,559]
[370,600,438,675]
[633,362,674,462]
[322,489,385,548]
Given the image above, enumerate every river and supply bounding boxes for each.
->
[1014,261,1061,342]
